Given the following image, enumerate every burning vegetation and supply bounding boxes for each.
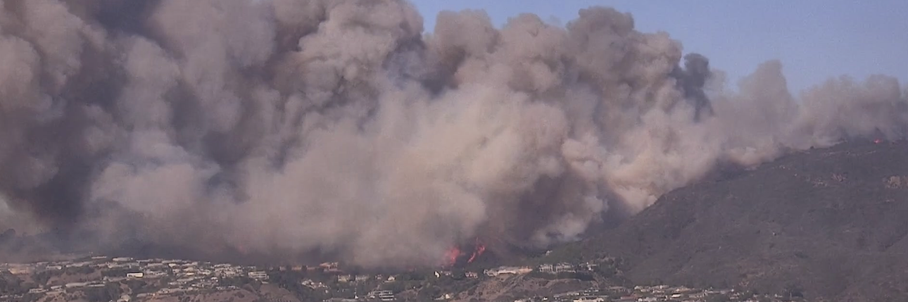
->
[443,239,487,268]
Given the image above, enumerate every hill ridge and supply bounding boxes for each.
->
[567,140,908,300]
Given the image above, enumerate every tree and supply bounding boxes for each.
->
[105,283,123,299]
[784,283,804,299]
[32,271,54,286]
[706,295,730,302]
[417,286,441,300]
[0,276,25,295]
[85,287,115,302]
[381,281,405,293]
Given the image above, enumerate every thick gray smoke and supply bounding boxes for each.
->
[1,0,906,267]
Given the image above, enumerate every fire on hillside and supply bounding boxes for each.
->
[443,238,487,268]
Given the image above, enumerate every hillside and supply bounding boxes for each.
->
[6,140,908,301]
[562,140,908,300]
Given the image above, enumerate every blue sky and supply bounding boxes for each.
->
[411,1,908,94]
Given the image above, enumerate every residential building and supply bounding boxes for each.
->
[126,272,144,279]
[554,263,575,273]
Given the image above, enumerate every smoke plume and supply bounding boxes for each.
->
[0,0,906,267]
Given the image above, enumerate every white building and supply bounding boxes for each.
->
[248,271,269,280]
[484,266,532,277]
[302,279,327,289]
[580,262,599,271]
[554,263,575,273]
[368,290,396,302]
[65,282,90,288]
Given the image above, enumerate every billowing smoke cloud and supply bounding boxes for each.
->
[0,0,906,267]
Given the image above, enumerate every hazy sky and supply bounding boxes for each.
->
[412,0,908,94]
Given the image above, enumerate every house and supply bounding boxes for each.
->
[554,291,581,298]
[6,265,32,275]
[465,272,479,279]
[368,290,395,300]
[554,263,575,273]
[484,266,531,276]
[65,282,90,288]
[371,290,391,294]
[435,293,454,300]
[126,272,144,279]
[319,262,339,270]
[338,274,352,282]
[302,279,327,289]
[484,268,507,277]
[248,271,269,280]
[538,264,554,273]
[580,262,599,271]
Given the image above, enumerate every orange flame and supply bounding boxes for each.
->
[467,241,486,264]
[442,238,486,267]
[443,247,461,267]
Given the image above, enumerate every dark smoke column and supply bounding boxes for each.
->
[672,53,714,122]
